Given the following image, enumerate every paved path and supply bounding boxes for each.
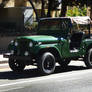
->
[0,55,8,64]
[0,60,90,92]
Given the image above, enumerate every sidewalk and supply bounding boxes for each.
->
[0,55,8,64]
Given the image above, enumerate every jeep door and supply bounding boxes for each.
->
[60,19,71,58]
[60,38,70,58]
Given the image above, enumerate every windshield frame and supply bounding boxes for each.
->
[37,18,72,37]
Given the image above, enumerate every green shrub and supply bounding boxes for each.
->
[67,5,87,16]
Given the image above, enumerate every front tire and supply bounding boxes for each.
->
[9,58,25,72]
[84,48,92,68]
[37,52,56,75]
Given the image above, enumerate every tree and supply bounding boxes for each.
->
[87,0,92,19]
[74,0,92,19]
[90,6,92,19]
[47,0,53,17]
[41,0,45,17]
[28,0,39,21]
[60,0,67,17]
[60,0,78,17]
[60,0,88,17]
[47,0,60,17]
[0,0,9,8]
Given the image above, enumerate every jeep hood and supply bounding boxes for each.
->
[18,35,59,43]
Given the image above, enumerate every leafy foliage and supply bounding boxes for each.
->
[67,6,87,16]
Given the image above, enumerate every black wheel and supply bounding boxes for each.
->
[84,48,92,68]
[9,58,25,72]
[58,59,71,67]
[37,52,56,75]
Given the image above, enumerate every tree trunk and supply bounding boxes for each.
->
[41,0,45,17]
[47,0,53,17]
[60,0,67,17]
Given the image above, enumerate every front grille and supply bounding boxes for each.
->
[19,39,29,49]
[17,39,30,55]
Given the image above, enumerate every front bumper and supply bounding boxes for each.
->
[3,53,32,61]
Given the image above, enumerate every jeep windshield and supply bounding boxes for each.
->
[37,18,72,38]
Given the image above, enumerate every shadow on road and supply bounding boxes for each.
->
[0,65,88,80]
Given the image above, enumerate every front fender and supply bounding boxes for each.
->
[32,44,62,58]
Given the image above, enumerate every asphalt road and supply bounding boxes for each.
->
[0,61,92,92]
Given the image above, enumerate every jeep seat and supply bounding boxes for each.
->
[70,32,84,50]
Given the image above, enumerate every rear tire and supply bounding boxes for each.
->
[37,52,56,75]
[9,58,25,72]
[84,48,92,68]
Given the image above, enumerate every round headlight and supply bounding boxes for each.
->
[24,51,29,56]
[11,40,14,44]
[11,50,14,54]
[29,42,33,47]
[15,42,18,46]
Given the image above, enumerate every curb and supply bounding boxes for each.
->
[0,61,8,64]
[0,55,8,64]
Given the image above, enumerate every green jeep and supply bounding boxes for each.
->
[4,17,92,75]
